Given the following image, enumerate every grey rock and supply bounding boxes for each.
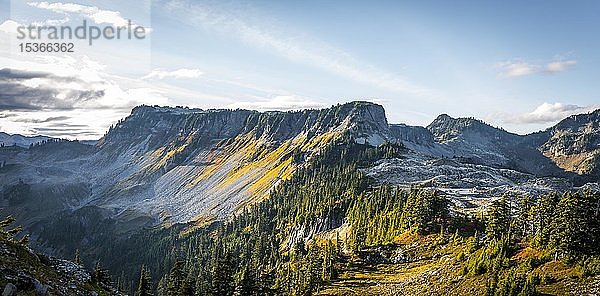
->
[2,283,17,296]
[32,279,49,296]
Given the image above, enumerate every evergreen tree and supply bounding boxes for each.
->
[157,276,168,296]
[74,249,82,265]
[179,268,195,296]
[211,251,234,296]
[167,261,185,296]
[137,265,154,296]
[92,261,112,286]
[486,196,511,241]
[235,266,255,296]
[0,214,21,241]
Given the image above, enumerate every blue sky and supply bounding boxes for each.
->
[0,0,599,139]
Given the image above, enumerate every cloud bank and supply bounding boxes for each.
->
[504,102,599,124]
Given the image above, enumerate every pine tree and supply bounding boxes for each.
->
[92,261,112,286]
[157,276,168,296]
[550,192,589,260]
[179,268,195,296]
[235,265,255,296]
[167,261,185,296]
[486,196,511,241]
[0,214,21,241]
[137,265,154,296]
[74,249,82,265]
[211,251,234,296]
[194,272,210,296]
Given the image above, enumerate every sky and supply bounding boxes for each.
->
[0,0,599,139]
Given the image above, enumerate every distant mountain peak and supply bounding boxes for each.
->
[0,132,54,148]
[427,113,497,143]
[434,113,454,121]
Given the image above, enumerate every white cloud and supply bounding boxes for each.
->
[225,95,325,111]
[0,20,22,34]
[503,102,599,124]
[545,60,576,73]
[161,0,434,97]
[0,54,174,139]
[496,62,538,78]
[27,1,151,32]
[28,1,127,26]
[142,68,203,80]
[496,59,577,78]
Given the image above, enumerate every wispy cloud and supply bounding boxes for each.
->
[225,95,325,111]
[496,59,577,78]
[501,102,598,124]
[161,0,433,97]
[142,68,203,80]
[496,62,538,78]
[27,1,150,31]
[545,60,577,74]
[13,116,70,123]
[31,17,70,27]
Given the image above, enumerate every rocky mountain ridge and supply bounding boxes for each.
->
[1,102,599,227]
[539,109,600,176]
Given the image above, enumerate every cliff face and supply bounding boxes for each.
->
[100,101,388,148]
[1,102,390,228]
[85,101,389,222]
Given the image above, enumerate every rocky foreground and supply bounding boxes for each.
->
[0,236,124,296]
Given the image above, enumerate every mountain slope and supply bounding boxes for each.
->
[85,101,389,222]
[2,103,599,230]
[539,109,600,177]
[0,215,124,296]
[1,102,390,226]
[425,114,564,176]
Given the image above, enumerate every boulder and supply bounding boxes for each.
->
[32,279,49,296]
[2,283,17,296]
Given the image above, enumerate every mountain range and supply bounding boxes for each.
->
[1,102,598,227]
[1,101,599,295]
[0,132,53,148]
